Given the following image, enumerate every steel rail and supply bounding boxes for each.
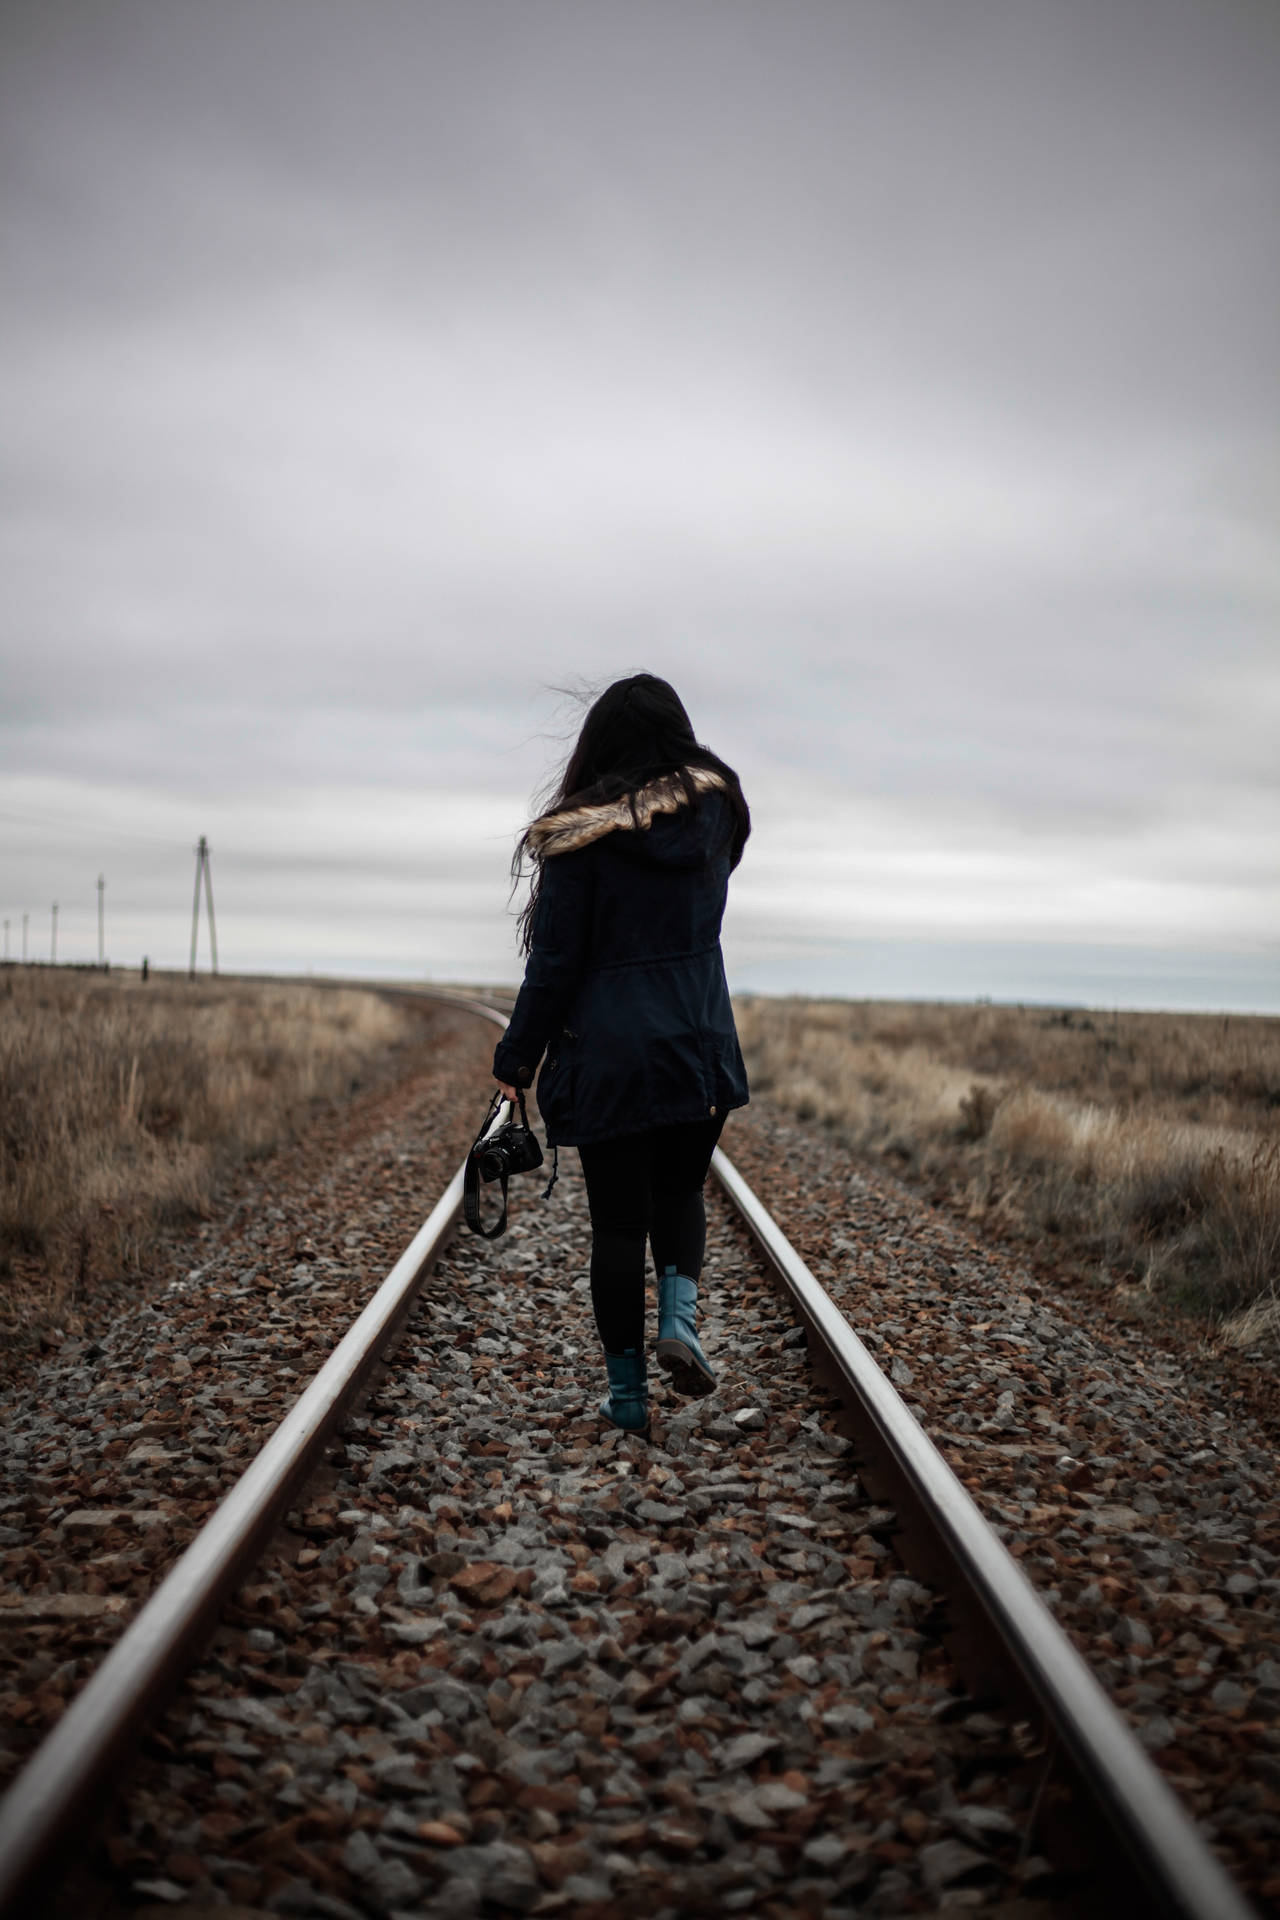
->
[0,988,1256,1919]
[0,996,513,1919]
[711,1145,1255,1920]
[450,990,1252,1916]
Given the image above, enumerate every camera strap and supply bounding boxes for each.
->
[463,1088,515,1239]
[463,1088,559,1237]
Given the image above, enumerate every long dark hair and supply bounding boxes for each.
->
[513,673,750,953]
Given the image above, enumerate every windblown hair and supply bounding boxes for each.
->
[513,674,750,953]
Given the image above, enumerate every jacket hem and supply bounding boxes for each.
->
[544,1091,749,1150]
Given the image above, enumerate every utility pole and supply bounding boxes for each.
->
[189,836,219,977]
[204,839,218,976]
[189,842,202,978]
[97,874,105,968]
[3,920,8,961]
[51,902,58,965]
[22,913,28,963]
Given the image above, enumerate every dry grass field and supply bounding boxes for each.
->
[0,967,414,1359]
[735,996,1280,1341]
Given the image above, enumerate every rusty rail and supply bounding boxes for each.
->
[711,1147,1254,1920]
[0,996,512,1917]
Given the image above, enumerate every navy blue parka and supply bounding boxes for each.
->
[493,783,749,1146]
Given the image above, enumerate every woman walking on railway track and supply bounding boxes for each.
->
[493,673,751,1435]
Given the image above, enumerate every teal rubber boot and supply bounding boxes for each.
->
[600,1348,649,1433]
[656,1265,717,1397]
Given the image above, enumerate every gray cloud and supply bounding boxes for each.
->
[2,0,1277,998]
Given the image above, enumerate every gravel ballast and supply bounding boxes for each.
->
[61,1157,1054,1919]
[0,1003,495,1796]
[726,1103,1280,1914]
[1,1056,1276,1915]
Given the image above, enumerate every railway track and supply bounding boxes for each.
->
[0,990,1263,1917]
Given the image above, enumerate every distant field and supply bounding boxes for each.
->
[0,968,414,1364]
[735,997,1280,1341]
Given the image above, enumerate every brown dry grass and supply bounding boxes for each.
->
[0,967,413,1355]
[735,997,1280,1338]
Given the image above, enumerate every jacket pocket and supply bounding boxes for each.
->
[536,1030,576,1136]
[702,1030,746,1105]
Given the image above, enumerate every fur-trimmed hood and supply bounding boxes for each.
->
[526,766,727,861]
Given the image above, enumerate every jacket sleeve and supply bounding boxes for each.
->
[493,848,593,1087]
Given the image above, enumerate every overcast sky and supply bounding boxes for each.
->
[3,0,1277,1008]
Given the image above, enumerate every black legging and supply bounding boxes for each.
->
[577,1114,726,1353]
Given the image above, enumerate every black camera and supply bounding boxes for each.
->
[463,1086,544,1238]
[475,1119,544,1185]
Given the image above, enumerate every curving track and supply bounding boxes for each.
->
[0,991,1261,1917]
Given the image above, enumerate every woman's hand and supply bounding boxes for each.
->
[495,1081,521,1103]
